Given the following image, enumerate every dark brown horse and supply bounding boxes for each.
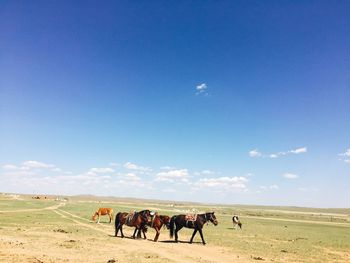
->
[169,212,218,245]
[114,210,151,239]
[138,214,171,241]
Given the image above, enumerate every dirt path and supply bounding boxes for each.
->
[0,202,66,213]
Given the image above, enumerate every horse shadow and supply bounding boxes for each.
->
[159,240,202,244]
[108,234,146,240]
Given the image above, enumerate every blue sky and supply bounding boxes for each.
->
[1,1,349,207]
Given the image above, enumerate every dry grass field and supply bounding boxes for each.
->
[0,193,349,262]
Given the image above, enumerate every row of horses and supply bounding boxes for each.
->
[92,208,242,245]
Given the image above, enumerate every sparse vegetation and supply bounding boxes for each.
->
[0,194,349,262]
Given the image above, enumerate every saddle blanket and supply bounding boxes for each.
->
[185,214,197,221]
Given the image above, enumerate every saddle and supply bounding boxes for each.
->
[125,211,136,225]
[185,214,197,221]
[149,211,157,227]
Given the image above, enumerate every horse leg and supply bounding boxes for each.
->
[198,228,206,245]
[115,225,119,237]
[154,228,160,242]
[174,225,183,243]
[142,228,147,239]
[189,229,198,244]
[120,226,124,238]
[97,213,100,224]
[133,228,138,239]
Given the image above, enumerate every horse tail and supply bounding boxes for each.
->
[169,215,176,239]
[115,212,121,229]
[110,210,114,222]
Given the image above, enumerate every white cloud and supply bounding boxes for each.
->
[2,164,18,170]
[298,187,318,192]
[89,167,114,174]
[249,147,307,158]
[22,160,55,169]
[283,173,299,179]
[122,173,141,181]
[339,149,350,157]
[201,170,214,175]
[270,184,279,190]
[160,166,175,170]
[195,83,209,95]
[249,149,262,157]
[87,167,114,175]
[259,184,279,190]
[196,83,207,91]
[339,149,350,163]
[194,170,215,176]
[124,162,152,172]
[195,176,248,189]
[155,169,189,183]
[109,162,120,167]
[290,147,307,154]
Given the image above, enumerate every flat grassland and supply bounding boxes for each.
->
[0,194,349,262]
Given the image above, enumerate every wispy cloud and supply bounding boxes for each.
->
[194,176,248,190]
[193,170,216,176]
[121,173,141,181]
[0,160,153,197]
[249,147,307,158]
[87,167,114,175]
[160,166,175,170]
[2,164,18,170]
[283,173,299,179]
[259,184,279,190]
[290,147,307,154]
[123,162,152,172]
[298,187,318,192]
[249,149,262,157]
[339,148,350,163]
[195,83,208,95]
[22,160,55,169]
[155,169,189,183]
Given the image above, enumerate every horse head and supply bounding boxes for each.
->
[92,212,97,221]
[206,212,218,226]
[161,215,171,229]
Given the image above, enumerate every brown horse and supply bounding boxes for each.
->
[169,212,218,245]
[114,210,151,239]
[92,208,113,223]
[138,214,171,241]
